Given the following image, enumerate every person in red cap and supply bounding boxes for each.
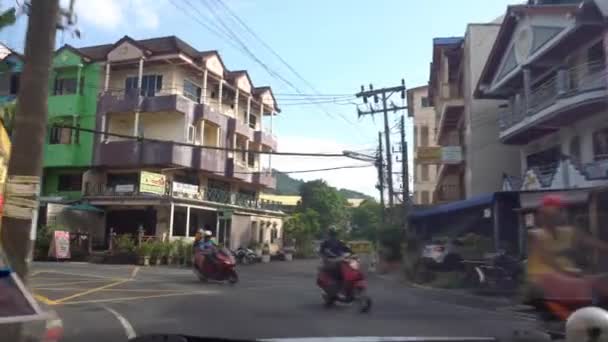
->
[527,194,608,303]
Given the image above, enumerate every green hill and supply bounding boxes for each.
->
[273,169,372,200]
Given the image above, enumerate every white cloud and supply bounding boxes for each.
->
[64,0,163,31]
[271,136,378,198]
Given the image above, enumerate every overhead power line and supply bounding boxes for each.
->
[53,124,349,158]
[233,164,374,175]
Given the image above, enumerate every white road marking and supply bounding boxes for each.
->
[104,306,136,339]
[131,266,140,279]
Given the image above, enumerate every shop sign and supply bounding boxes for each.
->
[49,230,70,259]
[115,184,135,193]
[347,240,373,254]
[139,171,166,195]
[441,146,462,164]
[415,147,441,164]
[172,182,199,197]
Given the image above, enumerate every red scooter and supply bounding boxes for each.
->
[317,253,372,313]
[194,247,238,284]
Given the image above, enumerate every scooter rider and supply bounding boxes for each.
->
[195,229,217,271]
[320,227,352,290]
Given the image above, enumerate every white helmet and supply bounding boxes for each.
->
[204,230,213,237]
[566,307,608,342]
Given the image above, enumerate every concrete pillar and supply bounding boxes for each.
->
[246,96,252,127]
[104,62,110,92]
[258,145,262,172]
[218,80,223,112]
[234,88,240,118]
[244,139,249,166]
[76,65,82,95]
[133,112,140,137]
[259,104,264,131]
[522,67,531,115]
[169,203,175,238]
[200,120,205,146]
[270,110,274,135]
[202,69,208,104]
[100,114,106,142]
[137,58,144,93]
[186,206,191,237]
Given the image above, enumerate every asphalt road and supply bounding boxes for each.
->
[27,260,544,341]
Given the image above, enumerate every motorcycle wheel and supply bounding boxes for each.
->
[322,293,335,308]
[356,290,372,313]
[227,270,239,284]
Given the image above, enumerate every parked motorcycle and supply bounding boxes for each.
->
[194,247,238,284]
[467,251,525,293]
[316,253,372,313]
[234,247,258,265]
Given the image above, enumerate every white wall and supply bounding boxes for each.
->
[464,24,521,198]
[411,86,439,204]
[139,111,185,142]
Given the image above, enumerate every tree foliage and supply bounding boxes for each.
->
[0,2,16,31]
[283,208,321,257]
[349,200,381,242]
[298,179,348,232]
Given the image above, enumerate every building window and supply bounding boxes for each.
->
[413,191,419,203]
[183,79,202,102]
[248,150,255,168]
[420,125,429,147]
[249,114,257,129]
[58,173,82,192]
[49,125,72,145]
[569,136,581,162]
[593,128,608,160]
[421,164,429,181]
[125,75,162,97]
[9,73,19,95]
[421,191,430,204]
[187,125,196,143]
[270,227,278,244]
[53,77,83,95]
[421,96,429,108]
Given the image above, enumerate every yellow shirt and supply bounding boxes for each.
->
[527,226,580,280]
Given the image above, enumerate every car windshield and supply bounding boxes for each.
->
[2,1,608,341]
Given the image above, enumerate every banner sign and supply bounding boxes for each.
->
[49,230,70,259]
[441,146,463,164]
[140,171,166,195]
[415,147,441,164]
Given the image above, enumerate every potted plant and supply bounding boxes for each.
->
[151,241,163,266]
[136,241,152,266]
[261,243,271,263]
[184,243,193,267]
[174,239,185,265]
[165,241,176,265]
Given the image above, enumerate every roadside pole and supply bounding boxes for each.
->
[0,0,59,280]
[377,132,385,225]
[400,115,409,232]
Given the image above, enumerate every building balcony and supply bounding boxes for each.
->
[194,103,228,127]
[226,157,253,183]
[98,91,194,115]
[252,170,276,189]
[83,181,283,212]
[48,94,85,117]
[94,140,226,175]
[498,62,607,144]
[228,118,254,140]
[254,130,278,150]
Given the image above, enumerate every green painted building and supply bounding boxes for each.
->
[43,45,100,201]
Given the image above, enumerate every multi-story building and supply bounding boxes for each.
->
[68,36,284,250]
[476,1,608,193]
[428,24,520,204]
[407,85,438,205]
[44,45,101,201]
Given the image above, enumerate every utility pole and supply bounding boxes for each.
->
[376,132,385,225]
[0,0,60,280]
[356,81,407,212]
[400,115,409,230]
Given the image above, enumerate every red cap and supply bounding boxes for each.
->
[542,194,564,208]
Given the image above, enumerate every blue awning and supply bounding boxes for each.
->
[409,193,495,220]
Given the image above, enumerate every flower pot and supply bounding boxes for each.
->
[155,257,162,266]
[167,256,174,265]
[139,256,150,266]
[284,253,293,261]
[261,254,271,263]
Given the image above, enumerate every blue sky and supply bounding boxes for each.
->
[1,0,521,197]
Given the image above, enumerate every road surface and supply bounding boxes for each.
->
[28,260,539,341]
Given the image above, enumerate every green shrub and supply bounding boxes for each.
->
[174,239,185,258]
[115,234,136,253]
[136,241,153,257]
[163,241,175,257]
[150,241,164,258]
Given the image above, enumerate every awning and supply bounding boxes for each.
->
[65,203,104,213]
[409,193,494,220]
[518,189,591,210]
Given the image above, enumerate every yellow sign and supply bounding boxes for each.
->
[140,171,166,195]
[415,146,441,164]
[348,240,373,254]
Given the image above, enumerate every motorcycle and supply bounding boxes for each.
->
[316,253,372,313]
[194,247,239,284]
[234,247,258,265]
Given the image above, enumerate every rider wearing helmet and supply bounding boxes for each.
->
[195,226,218,270]
[320,226,352,290]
